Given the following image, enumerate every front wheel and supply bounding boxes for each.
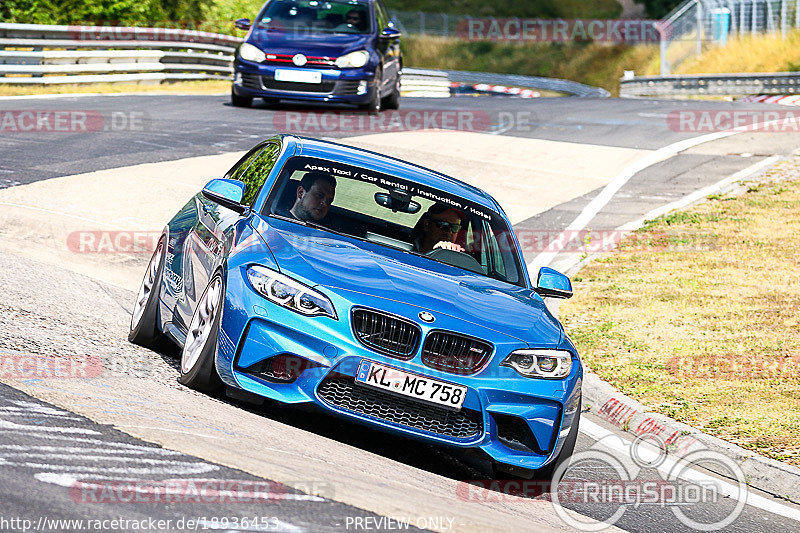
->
[129,238,166,347]
[231,88,252,108]
[382,71,400,110]
[179,273,225,392]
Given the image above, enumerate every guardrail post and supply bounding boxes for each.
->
[796,0,800,28]
[659,22,670,75]
[696,0,703,55]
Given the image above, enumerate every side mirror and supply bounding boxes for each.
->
[535,267,573,299]
[235,18,251,31]
[380,27,401,39]
[201,179,249,215]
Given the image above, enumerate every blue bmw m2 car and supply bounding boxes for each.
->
[231,0,401,112]
[129,135,582,479]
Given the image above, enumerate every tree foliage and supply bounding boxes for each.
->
[633,0,685,19]
[0,0,215,24]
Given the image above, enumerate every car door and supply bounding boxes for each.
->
[171,144,268,332]
[374,0,400,95]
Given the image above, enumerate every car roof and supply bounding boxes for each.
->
[286,135,501,212]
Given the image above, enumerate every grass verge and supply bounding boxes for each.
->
[561,157,800,466]
[0,80,231,97]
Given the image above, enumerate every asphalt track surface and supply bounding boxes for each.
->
[1,93,800,532]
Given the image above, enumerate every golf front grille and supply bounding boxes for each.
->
[351,309,421,360]
[421,332,492,375]
[317,376,482,440]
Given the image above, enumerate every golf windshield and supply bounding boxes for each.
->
[264,156,526,287]
[257,0,372,34]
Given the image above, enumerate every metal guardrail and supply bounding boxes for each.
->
[444,70,611,98]
[0,23,240,84]
[0,22,610,97]
[620,72,800,96]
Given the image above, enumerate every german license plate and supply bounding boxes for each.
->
[274,69,322,84]
[355,360,467,410]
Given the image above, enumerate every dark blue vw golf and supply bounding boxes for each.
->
[231,0,402,111]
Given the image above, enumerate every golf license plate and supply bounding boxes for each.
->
[355,360,467,410]
[274,69,322,84]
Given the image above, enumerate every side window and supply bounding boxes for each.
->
[226,145,265,182]
[374,1,388,30]
[240,142,281,206]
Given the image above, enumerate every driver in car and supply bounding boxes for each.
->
[289,171,336,222]
[412,203,465,254]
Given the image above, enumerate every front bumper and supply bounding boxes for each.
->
[233,59,376,104]
[217,266,583,471]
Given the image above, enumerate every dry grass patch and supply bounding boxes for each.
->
[562,158,800,465]
[0,80,231,97]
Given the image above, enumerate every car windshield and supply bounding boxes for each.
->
[257,0,372,34]
[263,156,526,287]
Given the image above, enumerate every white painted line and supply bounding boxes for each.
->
[528,130,739,271]
[1,453,198,464]
[580,418,800,522]
[0,444,181,455]
[0,93,227,101]
[0,419,101,434]
[617,155,781,231]
[18,461,219,475]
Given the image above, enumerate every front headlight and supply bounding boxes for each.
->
[501,349,572,379]
[335,50,370,69]
[239,42,266,63]
[246,265,337,319]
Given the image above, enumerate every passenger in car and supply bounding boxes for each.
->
[289,172,336,222]
[411,203,465,254]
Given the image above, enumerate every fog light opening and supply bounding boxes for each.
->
[357,80,368,95]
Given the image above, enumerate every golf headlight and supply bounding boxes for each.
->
[501,349,572,379]
[247,265,337,319]
[335,50,369,68]
[239,43,266,63]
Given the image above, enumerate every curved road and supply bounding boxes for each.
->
[0,93,799,532]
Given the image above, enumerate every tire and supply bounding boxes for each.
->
[382,70,400,110]
[179,272,225,393]
[231,88,252,108]
[532,396,582,481]
[129,238,166,347]
[359,68,382,114]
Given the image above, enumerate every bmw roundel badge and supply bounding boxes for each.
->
[418,311,435,323]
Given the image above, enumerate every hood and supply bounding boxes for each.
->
[253,218,563,346]
[248,29,372,58]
